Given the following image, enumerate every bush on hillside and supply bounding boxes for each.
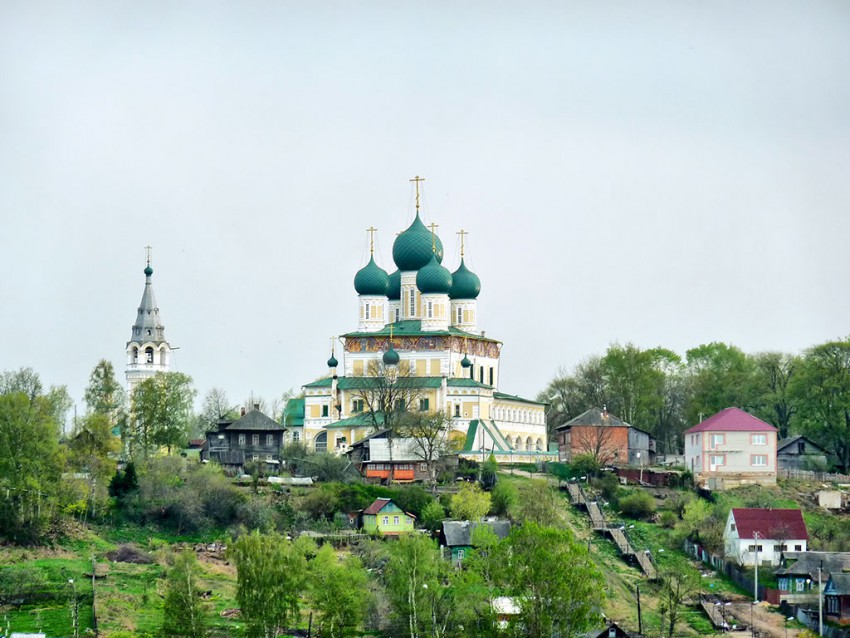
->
[618,490,656,520]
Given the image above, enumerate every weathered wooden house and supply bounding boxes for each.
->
[824,573,850,625]
[347,429,432,483]
[777,435,828,471]
[774,551,850,603]
[201,405,285,474]
[439,519,511,565]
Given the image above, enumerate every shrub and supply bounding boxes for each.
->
[490,480,517,518]
[420,501,446,532]
[659,510,678,529]
[618,490,656,520]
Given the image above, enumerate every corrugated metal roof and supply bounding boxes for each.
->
[556,407,628,430]
[367,438,423,462]
[225,409,285,432]
[685,408,777,434]
[441,520,511,546]
[730,508,808,540]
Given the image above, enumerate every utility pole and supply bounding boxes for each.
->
[753,531,760,603]
[636,584,642,636]
[818,560,823,636]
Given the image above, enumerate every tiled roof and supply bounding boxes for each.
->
[556,407,628,430]
[685,407,777,434]
[362,498,393,515]
[731,508,808,541]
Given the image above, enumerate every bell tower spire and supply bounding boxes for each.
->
[125,247,173,392]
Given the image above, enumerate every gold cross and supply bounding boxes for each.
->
[366,226,378,256]
[410,175,425,212]
[329,336,335,355]
[428,222,439,253]
[144,245,152,265]
[457,229,468,258]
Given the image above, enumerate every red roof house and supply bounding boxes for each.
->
[724,508,808,566]
[684,408,778,490]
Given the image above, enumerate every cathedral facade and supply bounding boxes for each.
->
[285,181,553,462]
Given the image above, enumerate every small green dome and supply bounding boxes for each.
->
[383,344,400,366]
[327,354,338,368]
[387,270,401,300]
[449,259,481,300]
[144,265,153,277]
[461,354,472,368]
[392,213,444,271]
[416,254,452,295]
[354,256,389,296]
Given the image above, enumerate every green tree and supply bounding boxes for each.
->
[67,413,120,518]
[658,569,700,638]
[749,352,799,439]
[385,534,456,638]
[395,411,453,486]
[128,372,196,458]
[489,480,517,518]
[230,532,307,638]
[84,359,127,431]
[494,522,602,637]
[162,550,208,638]
[0,390,62,542]
[514,480,561,527]
[420,500,446,532]
[309,544,369,638]
[791,338,850,468]
[684,342,757,424]
[450,483,491,521]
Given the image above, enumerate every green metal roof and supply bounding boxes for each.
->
[304,376,444,390]
[326,412,386,428]
[446,378,492,389]
[416,253,452,294]
[282,397,305,426]
[493,391,547,406]
[343,320,499,343]
[354,256,390,296]
[450,258,481,300]
[392,212,444,271]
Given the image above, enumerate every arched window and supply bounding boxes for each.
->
[514,436,523,451]
[145,347,154,363]
[535,437,543,452]
[315,431,327,453]
[526,436,533,451]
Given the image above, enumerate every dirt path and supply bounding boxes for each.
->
[726,601,800,638]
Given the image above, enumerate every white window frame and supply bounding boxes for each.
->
[751,454,767,467]
[238,434,246,446]
[266,434,273,446]
[364,303,370,320]
[709,454,725,467]
[751,434,767,445]
[710,433,725,449]
[252,434,260,446]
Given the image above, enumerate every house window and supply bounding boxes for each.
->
[795,578,806,592]
[419,463,428,472]
[748,545,763,553]
[827,596,839,614]
[292,431,300,443]
[238,434,246,446]
[752,434,767,445]
[709,454,725,467]
[489,367,494,386]
[427,301,433,318]
[409,291,415,316]
[752,455,767,467]
[454,404,460,417]
[266,434,273,446]
[394,516,399,525]
[252,454,258,461]
[710,434,725,449]
[252,434,259,446]
[266,454,272,461]
[395,308,400,322]
[322,405,329,417]
[456,306,463,324]
[795,544,802,551]
[394,399,406,412]
[457,549,465,560]
[382,516,389,525]
[730,523,736,532]
[364,303,370,320]
[352,399,364,413]
[419,398,429,412]
[479,367,484,383]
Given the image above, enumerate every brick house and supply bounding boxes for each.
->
[684,407,777,489]
[555,407,655,467]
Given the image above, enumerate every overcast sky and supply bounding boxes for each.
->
[2,1,849,417]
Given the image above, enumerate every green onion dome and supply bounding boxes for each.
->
[392,213,444,271]
[327,354,338,368]
[461,354,472,368]
[144,265,153,277]
[354,256,389,296]
[387,270,401,300]
[383,344,400,366]
[416,254,453,294]
[449,259,481,300]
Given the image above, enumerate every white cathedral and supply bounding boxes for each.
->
[284,180,553,461]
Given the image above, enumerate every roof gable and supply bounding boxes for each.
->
[441,520,511,546]
[556,407,629,430]
[686,407,777,434]
[731,508,808,541]
[777,435,828,454]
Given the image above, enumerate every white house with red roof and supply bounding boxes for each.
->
[724,508,808,566]
[684,407,778,490]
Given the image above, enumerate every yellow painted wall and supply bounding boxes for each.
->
[430,359,440,376]
[416,360,427,376]
[462,401,475,418]
[309,404,320,418]
[353,360,364,376]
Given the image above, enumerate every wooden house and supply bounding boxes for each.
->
[777,435,828,471]
[439,519,511,565]
[201,405,285,474]
[359,498,415,535]
[824,573,850,625]
[346,430,432,483]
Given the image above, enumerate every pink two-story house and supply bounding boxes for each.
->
[684,407,777,490]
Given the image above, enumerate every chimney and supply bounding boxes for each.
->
[240,406,246,416]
